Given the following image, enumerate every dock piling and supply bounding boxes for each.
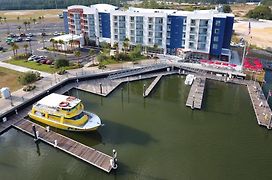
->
[32,125,38,141]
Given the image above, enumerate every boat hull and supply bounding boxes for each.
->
[28,112,101,132]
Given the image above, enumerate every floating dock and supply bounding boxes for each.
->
[247,81,272,128]
[186,77,206,109]
[144,75,163,97]
[13,119,114,173]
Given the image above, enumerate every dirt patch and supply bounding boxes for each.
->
[234,20,272,49]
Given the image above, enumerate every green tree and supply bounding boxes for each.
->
[246,5,272,20]
[113,42,119,54]
[58,39,64,51]
[74,50,81,65]
[32,18,36,24]
[18,71,40,85]
[54,59,69,68]
[50,39,56,50]
[23,44,28,54]
[123,37,130,53]
[223,5,232,13]
[17,16,20,22]
[11,43,19,56]
[17,25,22,34]
[23,21,28,31]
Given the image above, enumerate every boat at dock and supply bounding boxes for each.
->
[184,74,195,85]
[28,93,101,131]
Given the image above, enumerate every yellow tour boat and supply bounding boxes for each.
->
[28,93,101,131]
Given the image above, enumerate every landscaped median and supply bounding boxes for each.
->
[5,56,81,74]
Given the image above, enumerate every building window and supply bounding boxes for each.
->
[148,38,152,44]
[183,19,187,24]
[148,31,153,37]
[130,30,135,34]
[214,36,219,42]
[148,24,153,30]
[214,29,219,34]
[113,16,117,21]
[189,42,195,48]
[213,44,218,49]
[215,20,221,26]
[130,16,134,22]
[191,19,196,26]
[148,17,153,23]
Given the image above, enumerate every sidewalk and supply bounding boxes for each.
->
[0,61,51,77]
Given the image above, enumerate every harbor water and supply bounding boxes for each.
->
[1,75,272,180]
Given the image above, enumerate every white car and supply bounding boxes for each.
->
[53,32,59,36]
[28,55,37,61]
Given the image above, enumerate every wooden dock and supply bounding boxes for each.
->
[144,75,163,97]
[186,77,206,109]
[12,119,114,173]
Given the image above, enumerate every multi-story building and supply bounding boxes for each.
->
[64,4,234,60]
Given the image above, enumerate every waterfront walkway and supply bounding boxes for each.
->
[186,77,206,109]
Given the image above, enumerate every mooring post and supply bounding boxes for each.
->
[111,149,118,169]
[143,84,146,97]
[192,95,195,110]
[32,125,38,140]
[46,126,50,132]
[99,83,102,94]
[54,140,58,147]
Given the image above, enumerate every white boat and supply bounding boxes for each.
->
[184,74,195,85]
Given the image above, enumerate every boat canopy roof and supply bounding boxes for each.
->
[35,93,81,109]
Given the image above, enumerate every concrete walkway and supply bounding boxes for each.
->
[0,61,51,77]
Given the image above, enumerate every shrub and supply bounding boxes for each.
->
[115,52,131,61]
[97,53,109,62]
[57,69,67,75]
[23,85,36,92]
[18,71,40,85]
[246,5,272,20]
[54,59,69,68]
[98,64,106,69]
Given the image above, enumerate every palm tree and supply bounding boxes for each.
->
[0,17,2,24]
[32,18,36,25]
[17,16,20,22]
[23,21,28,31]
[38,16,42,23]
[68,39,74,50]
[74,50,81,66]
[58,39,64,51]
[27,21,31,30]
[113,42,119,55]
[23,44,28,54]
[17,25,22,34]
[3,17,9,34]
[50,39,56,50]
[123,37,129,53]
[11,43,19,56]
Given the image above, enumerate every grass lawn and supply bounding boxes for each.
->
[0,67,24,95]
[6,59,79,73]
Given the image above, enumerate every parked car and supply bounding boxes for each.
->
[53,31,59,36]
[28,55,37,61]
[0,46,3,51]
[39,59,47,64]
[20,33,26,37]
[6,37,14,44]
[8,33,16,38]
[25,37,32,41]
[27,33,33,37]
[46,60,53,65]
[15,37,23,42]
[33,57,41,62]
[41,32,47,36]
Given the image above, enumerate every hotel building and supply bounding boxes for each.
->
[63,4,234,60]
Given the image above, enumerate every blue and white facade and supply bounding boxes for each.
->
[64,4,234,59]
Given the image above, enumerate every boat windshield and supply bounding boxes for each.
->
[67,112,86,120]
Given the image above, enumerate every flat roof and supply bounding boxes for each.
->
[52,34,81,42]
[90,4,118,12]
[36,93,81,109]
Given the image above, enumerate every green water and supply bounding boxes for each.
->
[1,75,272,180]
